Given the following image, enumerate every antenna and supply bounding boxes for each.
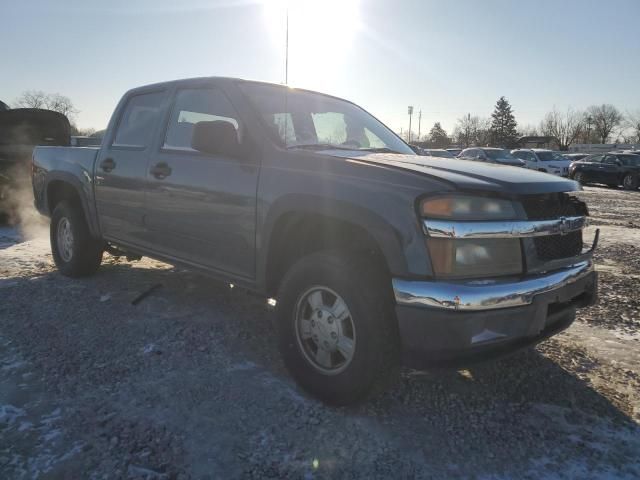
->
[285,7,289,84]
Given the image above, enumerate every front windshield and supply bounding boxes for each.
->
[536,151,565,161]
[240,83,414,155]
[619,154,640,166]
[485,149,515,160]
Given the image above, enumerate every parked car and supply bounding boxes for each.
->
[421,148,455,158]
[458,147,526,167]
[569,152,640,190]
[32,77,598,404]
[564,153,589,162]
[511,149,571,176]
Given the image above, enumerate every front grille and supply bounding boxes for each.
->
[534,231,583,260]
[521,193,588,220]
[522,193,587,261]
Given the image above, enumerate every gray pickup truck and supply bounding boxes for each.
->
[32,77,598,404]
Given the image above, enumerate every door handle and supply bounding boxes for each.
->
[100,158,116,172]
[150,162,172,179]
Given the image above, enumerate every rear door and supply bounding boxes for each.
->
[144,86,259,280]
[94,90,168,246]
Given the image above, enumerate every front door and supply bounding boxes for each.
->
[581,154,604,182]
[144,87,259,280]
[94,90,167,246]
[601,155,622,184]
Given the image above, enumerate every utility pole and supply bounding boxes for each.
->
[417,110,422,142]
[408,106,414,143]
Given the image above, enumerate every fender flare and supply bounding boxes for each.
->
[257,194,414,292]
[44,171,101,238]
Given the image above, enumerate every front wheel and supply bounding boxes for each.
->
[51,200,103,277]
[573,171,586,184]
[622,173,639,190]
[275,251,399,405]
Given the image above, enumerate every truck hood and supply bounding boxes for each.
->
[328,150,580,195]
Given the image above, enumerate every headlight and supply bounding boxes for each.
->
[427,238,523,278]
[421,195,523,278]
[421,195,516,220]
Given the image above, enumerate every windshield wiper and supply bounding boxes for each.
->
[285,143,355,151]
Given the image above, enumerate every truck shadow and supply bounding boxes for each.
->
[2,258,639,477]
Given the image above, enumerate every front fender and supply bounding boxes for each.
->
[257,193,430,291]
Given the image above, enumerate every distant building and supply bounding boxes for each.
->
[517,136,559,150]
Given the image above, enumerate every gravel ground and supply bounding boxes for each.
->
[1,185,639,479]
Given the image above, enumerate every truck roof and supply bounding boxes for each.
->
[124,76,356,107]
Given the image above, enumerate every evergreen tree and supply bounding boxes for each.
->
[428,122,450,148]
[489,96,519,147]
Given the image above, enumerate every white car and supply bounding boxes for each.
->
[511,149,571,176]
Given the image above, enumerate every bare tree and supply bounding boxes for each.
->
[519,124,539,137]
[12,90,78,121]
[13,90,48,109]
[623,110,640,143]
[586,104,624,144]
[540,108,584,150]
[453,115,491,147]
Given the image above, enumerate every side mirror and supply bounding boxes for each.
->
[191,120,241,157]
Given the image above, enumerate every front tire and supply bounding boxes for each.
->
[573,171,586,184]
[275,251,399,405]
[51,200,103,277]
[622,173,639,190]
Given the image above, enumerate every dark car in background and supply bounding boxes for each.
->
[458,147,526,167]
[565,153,589,162]
[421,148,455,158]
[569,152,640,190]
[0,107,71,220]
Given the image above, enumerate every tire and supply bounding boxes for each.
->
[275,251,399,405]
[51,200,103,277]
[622,173,639,191]
[573,171,586,184]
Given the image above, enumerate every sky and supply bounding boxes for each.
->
[2,0,639,137]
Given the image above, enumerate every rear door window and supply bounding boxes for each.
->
[163,88,240,151]
[112,92,165,148]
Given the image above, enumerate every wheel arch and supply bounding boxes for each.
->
[260,197,409,297]
[45,173,101,237]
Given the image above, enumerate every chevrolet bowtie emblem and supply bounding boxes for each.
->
[559,216,569,236]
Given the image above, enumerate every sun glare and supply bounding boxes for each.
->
[263,0,361,89]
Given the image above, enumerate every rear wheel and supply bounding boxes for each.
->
[51,200,103,277]
[275,251,399,405]
[622,173,638,190]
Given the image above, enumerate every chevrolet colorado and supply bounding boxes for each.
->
[32,77,598,404]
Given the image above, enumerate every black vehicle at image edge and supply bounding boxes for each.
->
[31,77,599,405]
[569,152,640,190]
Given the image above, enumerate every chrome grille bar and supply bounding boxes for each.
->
[424,216,588,239]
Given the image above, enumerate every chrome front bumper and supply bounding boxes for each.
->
[393,259,595,312]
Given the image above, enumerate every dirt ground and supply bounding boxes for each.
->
[1,186,639,479]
